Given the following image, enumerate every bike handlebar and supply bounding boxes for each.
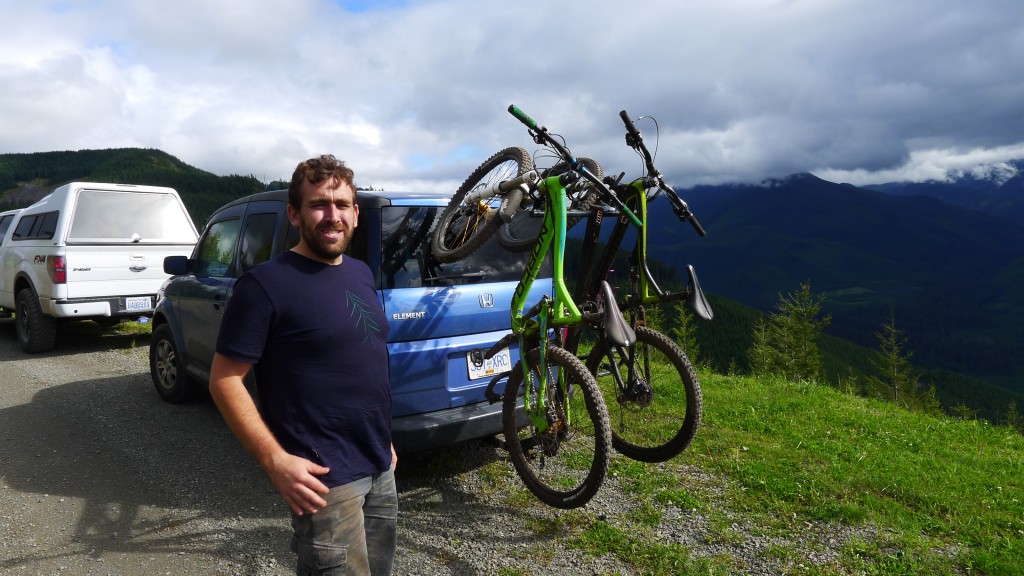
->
[619,110,706,237]
[509,104,642,229]
[508,104,538,130]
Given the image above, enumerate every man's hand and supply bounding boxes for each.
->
[265,451,331,516]
[210,353,331,516]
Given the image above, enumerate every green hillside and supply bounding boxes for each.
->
[658,371,1022,574]
[0,148,265,226]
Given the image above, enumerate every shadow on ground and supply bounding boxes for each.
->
[1,317,520,573]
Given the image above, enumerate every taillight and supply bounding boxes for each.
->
[47,255,67,284]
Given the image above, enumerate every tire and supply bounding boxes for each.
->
[496,157,603,252]
[502,344,611,509]
[150,323,202,403]
[15,287,57,353]
[586,326,702,463]
[431,147,533,263]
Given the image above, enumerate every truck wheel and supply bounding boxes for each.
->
[149,323,201,403]
[15,287,57,353]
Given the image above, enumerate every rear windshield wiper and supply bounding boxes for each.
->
[422,272,487,285]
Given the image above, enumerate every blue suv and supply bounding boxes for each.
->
[149,189,547,451]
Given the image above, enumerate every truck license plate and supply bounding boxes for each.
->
[467,346,511,380]
[125,296,152,312]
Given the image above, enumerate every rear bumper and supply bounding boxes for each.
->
[45,295,156,318]
[392,399,524,452]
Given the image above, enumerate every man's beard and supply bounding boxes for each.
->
[300,221,351,261]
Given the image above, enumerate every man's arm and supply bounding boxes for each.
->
[209,352,330,516]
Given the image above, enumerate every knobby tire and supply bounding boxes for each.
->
[502,344,611,509]
[586,326,702,462]
[431,147,533,263]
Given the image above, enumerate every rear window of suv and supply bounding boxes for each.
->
[69,189,197,243]
[380,205,546,289]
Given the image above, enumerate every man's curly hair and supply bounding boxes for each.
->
[287,154,356,209]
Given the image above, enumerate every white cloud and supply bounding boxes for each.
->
[2,0,1024,190]
[816,143,1024,186]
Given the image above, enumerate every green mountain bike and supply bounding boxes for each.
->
[434,105,648,508]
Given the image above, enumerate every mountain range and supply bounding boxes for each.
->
[651,169,1024,396]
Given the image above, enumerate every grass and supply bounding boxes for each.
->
[41,317,154,351]
[550,369,1024,575]
[703,373,1023,561]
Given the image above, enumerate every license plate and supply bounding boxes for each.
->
[125,296,152,312]
[467,346,512,380]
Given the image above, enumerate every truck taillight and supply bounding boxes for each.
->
[47,255,67,284]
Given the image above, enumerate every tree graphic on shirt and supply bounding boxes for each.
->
[346,290,383,348]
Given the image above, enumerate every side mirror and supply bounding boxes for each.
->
[164,255,190,275]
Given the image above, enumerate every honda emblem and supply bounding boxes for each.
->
[478,293,494,308]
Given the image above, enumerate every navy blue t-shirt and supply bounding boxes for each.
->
[216,250,391,488]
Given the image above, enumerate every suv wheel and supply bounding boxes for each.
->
[15,287,57,353]
[150,323,201,403]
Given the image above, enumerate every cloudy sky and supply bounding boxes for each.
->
[2,0,1023,192]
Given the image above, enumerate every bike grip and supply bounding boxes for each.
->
[508,104,537,129]
[619,110,641,137]
[689,214,707,237]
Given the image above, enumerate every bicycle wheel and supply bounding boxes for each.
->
[503,344,611,509]
[431,147,533,263]
[496,157,603,252]
[586,325,702,463]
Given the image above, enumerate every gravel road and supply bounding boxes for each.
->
[1,318,876,575]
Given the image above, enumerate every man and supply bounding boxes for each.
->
[210,154,397,576]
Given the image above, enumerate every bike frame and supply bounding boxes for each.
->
[504,173,585,432]
[510,174,582,335]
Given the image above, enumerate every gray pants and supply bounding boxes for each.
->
[290,468,398,576]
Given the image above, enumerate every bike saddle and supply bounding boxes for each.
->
[601,280,636,347]
[686,265,714,321]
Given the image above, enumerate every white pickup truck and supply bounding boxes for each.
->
[0,182,199,352]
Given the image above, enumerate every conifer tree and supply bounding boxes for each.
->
[871,308,918,408]
[643,301,665,333]
[749,282,830,382]
[670,301,701,364]
[748,315,776,376]
[776,282,830,381]
[1005,401,1024,435]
